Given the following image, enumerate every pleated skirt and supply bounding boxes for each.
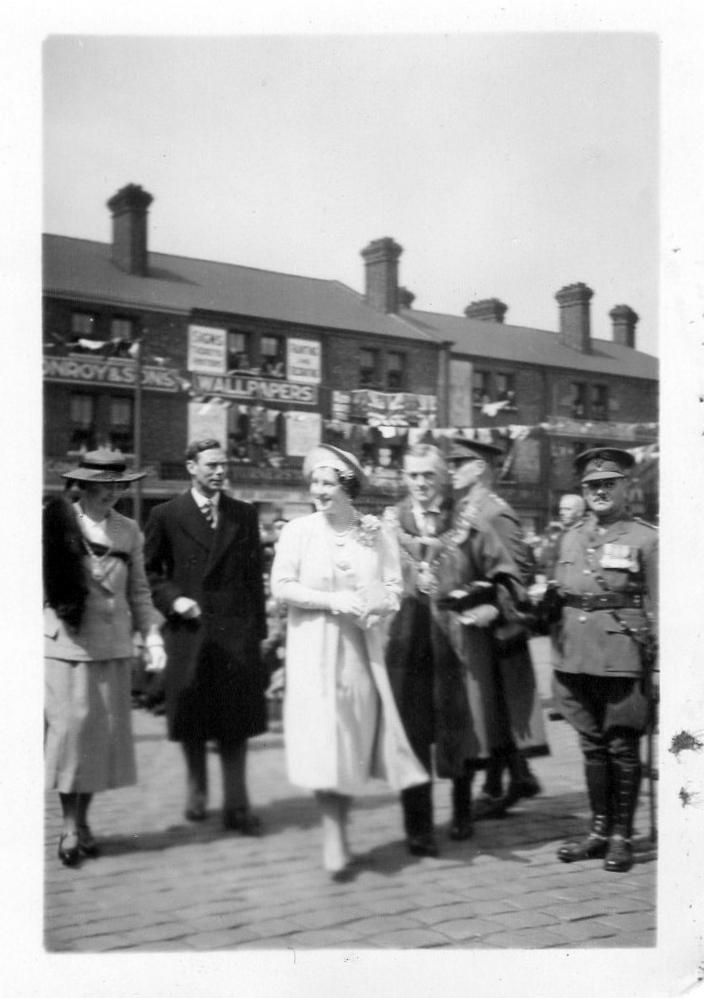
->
[44,656,137,793]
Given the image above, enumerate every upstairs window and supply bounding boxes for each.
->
[472,370,491,406]
[260,335,285,378]
[386,352,405,390]
[496,372,517,409]
[109,396,134,453]
[591,384,609,421]
[227,331,251,372]
[571,382,587,419]
[69,312,98,349]
[359,348,380,387]
[110,317,135,356]
[69,392,96,451]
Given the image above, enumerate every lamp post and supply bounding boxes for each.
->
[133,335,143,525]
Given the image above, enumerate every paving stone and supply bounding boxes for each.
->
[68,933,135,952]
[357,928,449,948]
[428,918,505,942]
[482,908,559,930]
[414,902,480,925]
[182,927,260,949]
[545,918,621,943]
[480,927,569,948]
[288,906,370,930]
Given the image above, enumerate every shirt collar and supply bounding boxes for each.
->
[411,498,442,516]
[191,488,220,510]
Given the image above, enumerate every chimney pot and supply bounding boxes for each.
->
[555,282,593,353]
[361,237,403,313]
[464,298,508,323]
[106,183,154,276]
[397,286,415,309]
[609,304,639,348]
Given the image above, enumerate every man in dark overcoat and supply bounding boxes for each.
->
[384,444,455,857]
[144,439,268,833]
[430,438,548,836]
[550,447,657,872]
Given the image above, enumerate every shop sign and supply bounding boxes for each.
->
[188,325,227,375]
[191,372,318,405]
[349,389,437,426]
[286,338,321,384]
[331,390,351,420]
[43,355,181,392]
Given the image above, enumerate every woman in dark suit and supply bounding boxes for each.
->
[43,450,165,866]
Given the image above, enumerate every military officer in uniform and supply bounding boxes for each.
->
[551,447,657,873]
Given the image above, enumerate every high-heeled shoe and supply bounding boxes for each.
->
[57,831,81,867]
[76,824,100,857]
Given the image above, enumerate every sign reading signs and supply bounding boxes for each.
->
[191,372,318,405]
[286,338,321,384]
[188,325,227,375]
[43,355,181,393]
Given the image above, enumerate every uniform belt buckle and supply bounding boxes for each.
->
[580,594,592,611]
[596,594,610,609]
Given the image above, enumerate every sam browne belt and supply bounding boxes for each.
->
[563,592,642,612]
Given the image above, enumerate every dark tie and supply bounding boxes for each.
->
[201,500,215,529]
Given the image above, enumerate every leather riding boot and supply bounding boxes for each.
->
[449,774,474,840]
[481,751,506,801]
[503,750,542,808]
[557,755,610,863]
[604,756,641,873]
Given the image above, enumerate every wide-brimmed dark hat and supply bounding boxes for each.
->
[575,447,634,483]
[302,444,367,488]
[446,437,504,463]
[61,448,146,483]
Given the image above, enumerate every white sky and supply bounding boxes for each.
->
[43,33,659,355]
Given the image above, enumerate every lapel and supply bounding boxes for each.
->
[205,494,242,576]
[177,491,218,554]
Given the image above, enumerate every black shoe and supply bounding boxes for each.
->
[557,832,609,863]
[184,805,207,822]
[57,831,81,867]
[406,833,439,858]
[504,774,542,808]
[449,815,474,840]
[223,808,262,836]
[76,824,100,857]
[472,794,507,820]
[603,834,633,872]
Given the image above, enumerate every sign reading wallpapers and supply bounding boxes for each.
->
[286,339,321,384]
[188,325,227,375]
[191,372,318,405]
[43,355,180,393]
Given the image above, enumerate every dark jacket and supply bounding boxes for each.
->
[144,491,267,743]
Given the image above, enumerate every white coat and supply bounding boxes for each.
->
[271,512,428,793]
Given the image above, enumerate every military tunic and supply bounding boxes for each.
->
[553,514,658,678]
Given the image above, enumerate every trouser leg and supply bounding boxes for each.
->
[449,768,474,840]
[219,740,248,811]
[401,738,433,838]
[181,740,208,817]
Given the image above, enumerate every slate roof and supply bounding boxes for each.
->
[42,235,436,344]
[43,234,658,381]
[399,308,658,381]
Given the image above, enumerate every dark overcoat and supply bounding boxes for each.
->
[144,491,268,744]
[431,486,549,776]
[384,497,455,763]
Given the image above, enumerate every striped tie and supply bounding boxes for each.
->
[201,500,215,528]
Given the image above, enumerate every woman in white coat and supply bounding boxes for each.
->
[271,444,428,879]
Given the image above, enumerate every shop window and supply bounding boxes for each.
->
[227,331,251,372]
[260,336,285,378]
[360,348,380,387]
[472,370,491,406]
[591,384,609,421]
[69,392,96,451]
[571,382,587,419]
[386,352,405,390]
[108,396,134,453]
[496,372,517,410]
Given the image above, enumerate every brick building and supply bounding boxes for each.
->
[43,184,658,529]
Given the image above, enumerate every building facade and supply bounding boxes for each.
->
[43,184,658,530]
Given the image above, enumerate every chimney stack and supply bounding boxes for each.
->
[361,238,402,313]
[107,183,154,276]
[555,282,593,353]
[609,304,639,348]
[464,298,508,323]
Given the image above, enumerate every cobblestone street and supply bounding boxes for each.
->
[44,641,657,955]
